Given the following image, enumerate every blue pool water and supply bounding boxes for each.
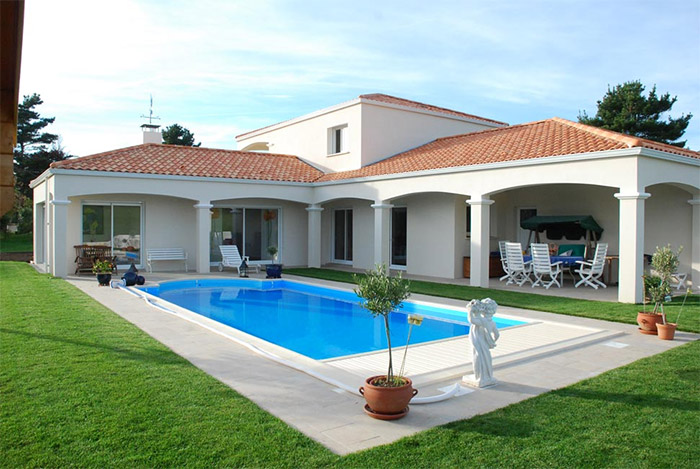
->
[140,279,525,360]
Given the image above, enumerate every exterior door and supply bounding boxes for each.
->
[333,209,353,263]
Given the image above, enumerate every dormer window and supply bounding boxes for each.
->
[328,124,348,155]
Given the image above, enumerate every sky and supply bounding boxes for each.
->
[19,0,700,156]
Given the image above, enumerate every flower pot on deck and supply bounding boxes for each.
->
[96,273,112,286]
[265,264,283,279]
[637,312,663,335]
[359,375,417,420]
[657,322,677,340]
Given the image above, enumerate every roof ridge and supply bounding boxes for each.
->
[433,118,551,143]
[551,117,700,156]
[359,93,508,126]
[550,117,643,148]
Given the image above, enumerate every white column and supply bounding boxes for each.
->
[306,204,323,268]
[50,199,71,278]
[468,198,494,288]
[371,201,393,269]
[615,192,650,303]
[33,202,45,265]
[194,202,213,274]
[689,198,700,291]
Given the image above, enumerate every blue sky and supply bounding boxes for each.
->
[20,0,700,156]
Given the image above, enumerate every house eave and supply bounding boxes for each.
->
[314,147,652,186]
[47,168,317,187]
[29,168,54,188]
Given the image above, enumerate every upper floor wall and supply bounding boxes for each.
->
[236,95,505,173]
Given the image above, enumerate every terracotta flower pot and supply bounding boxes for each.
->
[359,375,417,419]
[657,322,677,340]
[637,312,663,335]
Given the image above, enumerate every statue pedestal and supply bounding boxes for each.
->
[462,374,498,388]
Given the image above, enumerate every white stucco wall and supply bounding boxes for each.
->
[237,99,502,173]
[320,199,374,270]
[645,184,694,273]
[237,103,364,173]
[360,104,497,167]
[403,193,460,278]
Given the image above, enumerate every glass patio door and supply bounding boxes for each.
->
[333,209,353,263]
[210,207,279,264]
[391,207,407,267]
[82,203,142,266]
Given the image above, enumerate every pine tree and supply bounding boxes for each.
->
[578,81,692,148]
[162,123,201,147]
[13,94,69,198]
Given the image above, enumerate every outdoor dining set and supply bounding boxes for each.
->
[498,241,609,290]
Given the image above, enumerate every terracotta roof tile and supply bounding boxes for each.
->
[51,144,324,183]
[359,93,508,126]
[52,119,698,184]
[318,118,699,182]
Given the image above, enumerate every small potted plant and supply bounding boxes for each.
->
[265,245,282,278]
[354,264,416,420]
[92,259,114,286]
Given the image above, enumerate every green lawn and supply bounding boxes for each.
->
[285,267,700,333]
[0,232,33,253]
[2,262,698,468]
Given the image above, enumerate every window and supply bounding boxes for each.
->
[328,124,348,155]
[466,205,472,237]
[82,203,142,266]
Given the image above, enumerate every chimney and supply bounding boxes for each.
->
[141,123,162,144]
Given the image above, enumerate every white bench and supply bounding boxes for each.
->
[146,248,188,273]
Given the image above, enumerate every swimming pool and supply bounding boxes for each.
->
[140,279,526,360]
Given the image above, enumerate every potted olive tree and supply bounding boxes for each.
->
[354,264,416,419]
[651,245,682,340]
[265,246,282,278]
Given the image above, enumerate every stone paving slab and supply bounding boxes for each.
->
[66,272,697,455]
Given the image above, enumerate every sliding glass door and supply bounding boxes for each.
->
[211,207,279,264]
[333,209,353,263]
[82,203,142,266]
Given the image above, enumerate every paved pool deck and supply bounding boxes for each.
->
[66,271,697,455]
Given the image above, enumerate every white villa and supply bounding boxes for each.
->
[31,93,700,303]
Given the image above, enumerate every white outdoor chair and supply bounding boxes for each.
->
[504,242,532,286]
[574,243,608,289]
[670,272,688,291]
[530,243,563,289]
[498,241,510,282]
[218,245,260,274]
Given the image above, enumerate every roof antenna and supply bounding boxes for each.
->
[140,94,161,125]
[140,94,162,144]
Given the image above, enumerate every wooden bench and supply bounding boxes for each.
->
[146,248,188,273]
[74,244,117,275]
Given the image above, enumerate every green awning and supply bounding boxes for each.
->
[520,215,603,239]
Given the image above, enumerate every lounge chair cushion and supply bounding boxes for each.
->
[557,244,585,257]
